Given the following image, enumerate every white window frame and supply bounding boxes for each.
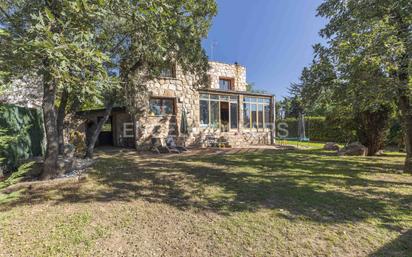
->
[243,97,271,131]
[199,94,239,131]
[149,97,176,116]
[123,122,134,138]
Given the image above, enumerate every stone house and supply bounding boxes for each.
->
[78,61,276,149]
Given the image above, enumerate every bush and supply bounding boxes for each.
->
[0,104,44,173]
[277,116,351,143]
[0,161,35,190]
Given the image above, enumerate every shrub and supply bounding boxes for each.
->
[277,116,351,143]
[69,130,86,156]
[0,161,35,190]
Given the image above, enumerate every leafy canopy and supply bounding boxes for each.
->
[0,0,115,105]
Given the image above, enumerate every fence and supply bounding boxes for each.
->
[0,104,44,172]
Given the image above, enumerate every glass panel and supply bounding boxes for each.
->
[163,99,174,114]
[243,103,250,128]
[220,95,229,101]
[200,93,209,100]
[244,97,258,103]
[258,98,264,103]
[149,98,174,115]
[258,104,264,128]
[210,94,219,100]
[210,101,219,129]
[251,104,257,129]
[220,102,229,132]
[149,99,162,115]
[230,96,238,102]
[219,79,231,90]
[160,67,174,77]
[199,100,209,127]
[264,98,271,104]
[230,103,238,129]
[265,105,271,129]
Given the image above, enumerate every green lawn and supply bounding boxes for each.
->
[1,148,411,257]
[277,139,344,149]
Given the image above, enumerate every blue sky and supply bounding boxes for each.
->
[202,0,327,99]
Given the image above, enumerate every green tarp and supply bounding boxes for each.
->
[0,104,44,172]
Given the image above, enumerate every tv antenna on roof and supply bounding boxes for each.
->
[210,40,218,60]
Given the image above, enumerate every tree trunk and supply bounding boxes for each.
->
[41,61,59,180]
[357,109,390,156]
[39,0,63,180]
[399,96,412,173]
[393,11,412,173]
[57,88,69,155]
[404,130,412,173]
[85,101,114,159]
[396,49,411,173]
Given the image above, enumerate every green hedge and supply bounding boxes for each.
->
[0,104,44,172]
[277,116,349,143]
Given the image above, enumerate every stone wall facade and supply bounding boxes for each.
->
[136,64,200,148]
[78,61,276,149]
[133,61,276,149]
[208,61,247,91]
[0,77,42,108]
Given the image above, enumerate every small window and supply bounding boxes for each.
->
[123,123,134,138]
[219,78,233,90]
[160,64,175,78]
[149,98,175,116]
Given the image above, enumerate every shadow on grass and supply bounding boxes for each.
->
[368,229,412,257]
[1,148,411,227]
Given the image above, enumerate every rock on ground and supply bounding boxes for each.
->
[323,142,340,151]
[338,142,368,156]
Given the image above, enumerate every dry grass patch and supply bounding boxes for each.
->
[0,148,411,256]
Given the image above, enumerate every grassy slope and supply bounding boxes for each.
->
[0,148,411,257]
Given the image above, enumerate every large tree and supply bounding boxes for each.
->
[295,44,395,155]
[84,0,217,158]
[0,0,111,179]
[315,0,411,163]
